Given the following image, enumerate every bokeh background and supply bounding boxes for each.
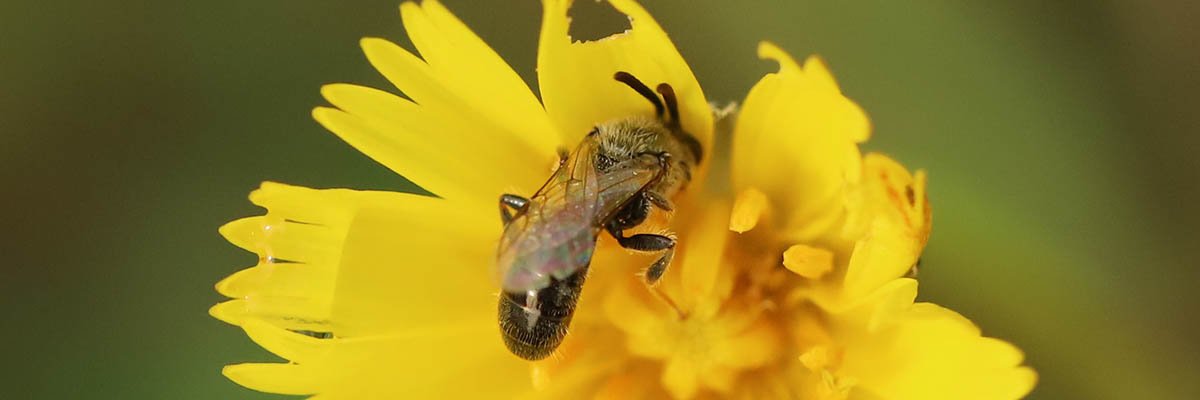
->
[4,0,1198,398]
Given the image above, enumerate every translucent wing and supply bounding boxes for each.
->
[495,138,664,293]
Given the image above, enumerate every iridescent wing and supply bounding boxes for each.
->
[495,139,664,293]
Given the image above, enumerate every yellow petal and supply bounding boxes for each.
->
[811,277,918,328]
[661,356,701,400]
[841,224,920,300]
[732,42,868,243]
[783,244,834,279]
[212,261,334,333]
[214,183,361,332]
[219,215,340,265]
[223,363,322,396]
[590,363,672,400]
[678,197,732,311]
[603,277,675,360]
[327,191,498,337]
[327,0,562,202]
[856,278,920,332]
[701,366,737,394]
[522,330,630,400]
[729,187,768,233]
[208,299,248,326]
[241,318,333,364]
[842,154,931,241]
[214,182,501,339]
[396,1,559,148]
[537,0,712,150]
[227,327,532,399]
[247,181,357,222]
[312,90,548,207]
[841,154,931,298]
[214,256,327,301]
[710,317,783,370]
[839,300,1036,400]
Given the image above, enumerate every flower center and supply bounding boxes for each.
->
[600,251,796,399]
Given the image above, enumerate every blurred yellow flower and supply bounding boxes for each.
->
[210,0,1037,398]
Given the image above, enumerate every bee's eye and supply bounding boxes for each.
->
[594,154,617,171]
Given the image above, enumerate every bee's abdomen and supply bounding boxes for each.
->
[498,267,589,360]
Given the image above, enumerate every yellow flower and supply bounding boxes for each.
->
[211,0,1037,399]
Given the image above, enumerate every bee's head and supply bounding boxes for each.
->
[608,71,704,165]
[590,117,673,173]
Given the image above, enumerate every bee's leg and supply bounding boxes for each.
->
[621,234,675,287]
[610,193,651,230]
[644,190,674,212]
[643,246,675,286]
[608,223,682,314]
[607,226,676,286]
[499,194,529,224]
[610,232,674,252]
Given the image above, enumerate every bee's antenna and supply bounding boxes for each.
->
[614,71,664,119]
[614,72,703,162]
[656,83,704,162]
[655,83,681,130]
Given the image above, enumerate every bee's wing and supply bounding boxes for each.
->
[494,140,665,292]
[592,152,667,222]
[493,140,597,291]
[535,139,666,231]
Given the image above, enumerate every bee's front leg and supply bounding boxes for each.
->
[499,194,529,225]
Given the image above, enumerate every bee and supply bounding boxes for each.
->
[495,72,703,360]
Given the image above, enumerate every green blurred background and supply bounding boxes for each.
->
[4,0,1197,398]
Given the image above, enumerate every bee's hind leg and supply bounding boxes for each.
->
[499,194,529,224]
[607,228,676,286]
[643,246,675,286]
[608,224,684,316]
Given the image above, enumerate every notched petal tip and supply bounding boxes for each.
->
[218,216,272,255]
[358,36,394,55]
[317,83,353,101]
[242,318,331,363]
[222,363,321,396]
[214,266,262,298]
[310,106,341,127]
[210,299,246,326]
[247,181,312,209]
[752,41,870,144]
[398,0,422,15]
[756,41,801,73]
[755,42,841,89]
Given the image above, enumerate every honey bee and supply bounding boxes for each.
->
[495,72,703,360]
